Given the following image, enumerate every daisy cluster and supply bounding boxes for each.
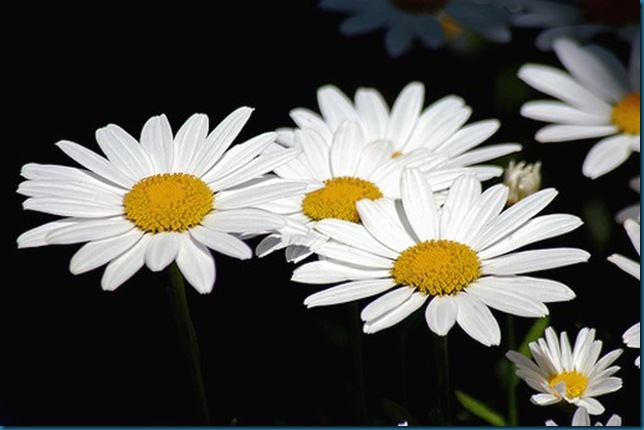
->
[16,1,640,426]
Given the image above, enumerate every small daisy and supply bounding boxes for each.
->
[256,121,453,262]
[607,218,640,368]
[545,405,622,426]
[510,0,640,50]
[292,169,588,346]
[277,81,521,182]
[506,326,623,415]
[503,159,542,206]
[17,108,304,293]
[519,36,640,179]
[318,0,517,57]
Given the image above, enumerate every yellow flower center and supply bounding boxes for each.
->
[390,0,449,13]
[391,240,481,296]
[549,371,589,399]
[611,92,640,135]
[123,173,213,233]
[301,176,383,223]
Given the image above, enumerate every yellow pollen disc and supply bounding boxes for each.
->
[123,173,213,233]
[301,176,383,223]
[391,240,480,296]
[390,0,449,14]
[611,92,640,135]
[438,13,462,39]
[549,371,589,399]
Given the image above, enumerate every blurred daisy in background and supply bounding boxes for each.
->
[17,108,304,293]
[545,405,622,426]
[506,326,623,415]
[318,0,518,57]
[293,169,588,346]
[509,0,640,50]
[518,35,640,179]
[607,218,640,368]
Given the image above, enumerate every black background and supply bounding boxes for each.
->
[4,2,641,426]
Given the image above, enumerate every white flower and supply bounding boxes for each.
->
[17,108,304,293]
[608,218,641,368]
[318,0,518,57]
[509,0,640,50]
[503,159,542,206]
[518,36,640,179]
[292,169,588,346]
[545,405,622,426]
[506,326,623,415]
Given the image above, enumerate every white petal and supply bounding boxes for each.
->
[175,236,216,294]
[435,119,500,158]
[329,121,365,176]
[215,180,306,210]
[288,108,333,143]
[201,208,285,234]
[17,219,79,248]
[317,85,359,131]
[22,197,123,218]
[314,219,399,259]
[95,123,155,180]
[55,140,133,188]
[144,232,181,272]
[362,290,427,333]
[607,254,640,279]
[425,295,458,335]
[530,393,561,407]
[357,198,416,252]
[454,292,501,346]
[355,87,389,141]
[296,128,333,181]
[445,144,522,169]
[440,175,481,242]
[521,101,610,125]
[304,278,396,307]
[482,248,590,275]
[385,81,424,145]
[624,218,640,255]
[69,229,144,274]
[140,114,174,172]
[172,113,209,172]
[101,236,149,291]
[401,168,439,241]
[466,279,550,317]
[316,240,393,268]
[582,135,636,179]
[292,260,390,284]
[45,217,134,245]
[361,286,415,321]
[535,124,617,142]
[189,225,252,260]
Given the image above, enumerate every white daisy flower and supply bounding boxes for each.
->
[277,81,521,183]
[503,159,542,206]
[545,405,622,426]
[509,0,640,50]
[506,326,623,415]
[318,0,517,57]
[292,169,588,346]
[256,121,452,262]
[615,176,640,223]
[17,108,304,293]
[608,218,641,368]
[519,35,640,179]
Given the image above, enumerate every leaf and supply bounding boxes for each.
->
[455,390,507,426]
[379,398,420,426]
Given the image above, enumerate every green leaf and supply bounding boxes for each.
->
[455,390,507,426]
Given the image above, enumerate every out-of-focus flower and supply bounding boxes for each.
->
[318,0,518,57]
[545,405,622,426]
[17,109,304,293]
[293,170,587,346]
[503,159,542,206]
[509,0,640,50]
[519,36,640,179]
[608,218,641,368]
[506,326,623,415]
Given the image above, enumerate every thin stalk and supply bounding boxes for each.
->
[433,334,452,425]
[348,301,368,424]
[167,263,210,425]
[506,315,518,426]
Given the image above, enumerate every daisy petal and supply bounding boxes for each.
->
[482,248,590,275]
[175,236,216,294]
[425,295,458,336]
[454,292,501,346]
[189,225,252,260]
[362,290,427,333]
[582,135,636,179]
[144,232,181,272]
[304,278,396,307]
[101,235,149,291]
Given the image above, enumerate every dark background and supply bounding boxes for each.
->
[4,2,641,426]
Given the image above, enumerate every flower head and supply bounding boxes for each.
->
[545,405,622,426]
[319,0,518,57]
[17,108,304,293]
[519,35,640,179]
[506,326,623,415]
[503,159,542,206]
[292,169,588,346]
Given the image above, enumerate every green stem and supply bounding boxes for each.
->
[506,315,518,426]
[348,302,368,424]
[433,334,452,425]
[167,263,210,425]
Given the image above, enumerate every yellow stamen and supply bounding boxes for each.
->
[438,13,462,40]
[391,239,480,296]
[301,176,383,223]
[390,0,449,14]
[611,92,640,135]
[549,371,589,399]
[123,173,213,233]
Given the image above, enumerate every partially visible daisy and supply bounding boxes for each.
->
[519,35,640,179]
[277,81,521,182]
[545,405,622,426]
[608,218,640,368]
[256,121,456,262]
[503,159,542,206]
[292,169,588,346]
[509,0,640,50]
[319,0,518,57]
[615,176,640,223]
[506,326,623,415]
[17,108,304,293]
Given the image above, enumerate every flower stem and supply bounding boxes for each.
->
[167,263,210,425]
[349,302,369,424]
[506,315,518,426]
[433,333,452,424]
